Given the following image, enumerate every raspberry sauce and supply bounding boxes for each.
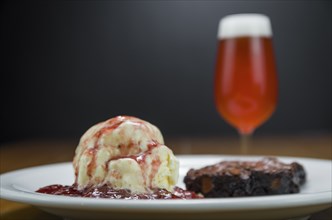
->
[36,185,202,200]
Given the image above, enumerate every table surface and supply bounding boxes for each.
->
[1,134,331,220]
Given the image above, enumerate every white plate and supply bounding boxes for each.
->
[1,155,331,220]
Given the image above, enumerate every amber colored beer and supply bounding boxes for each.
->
[214,37,278,134]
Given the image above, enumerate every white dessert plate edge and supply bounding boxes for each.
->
[1,155,331,219]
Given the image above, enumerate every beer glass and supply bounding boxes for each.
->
[214,14,278,153]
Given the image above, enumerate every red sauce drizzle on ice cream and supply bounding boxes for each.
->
[86,117,126,178]
[38,116,193,200]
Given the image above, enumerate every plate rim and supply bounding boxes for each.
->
[1,155,332,212]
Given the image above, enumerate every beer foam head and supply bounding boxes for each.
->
[218,14,272,39]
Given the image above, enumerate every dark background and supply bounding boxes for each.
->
[1,1,331,143]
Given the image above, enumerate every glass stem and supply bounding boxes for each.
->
[240,134,251,155]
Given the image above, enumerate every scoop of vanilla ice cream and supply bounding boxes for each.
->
[73,116,179,193]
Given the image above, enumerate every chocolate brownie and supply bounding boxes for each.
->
[184,157,306,198]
